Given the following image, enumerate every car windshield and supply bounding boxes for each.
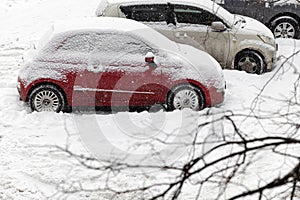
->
[209,3,235,27]
[36,26,55,50]
[131,27,178,52]
[174,0,236,27]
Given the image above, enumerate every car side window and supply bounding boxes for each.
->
[174,5,221,26]
[96,34,153,55]
[58,34,92,52]
[120,4,167,22]
[58,32,153,56]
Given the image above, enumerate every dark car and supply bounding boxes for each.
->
[215,0,300,38]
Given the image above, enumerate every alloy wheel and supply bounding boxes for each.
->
[173,89,199,110]
[33,89,60,112]
[274,22,295,38]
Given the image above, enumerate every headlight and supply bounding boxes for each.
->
[17,82,20,90]
[17,81,21,95]
[258,34,274,46]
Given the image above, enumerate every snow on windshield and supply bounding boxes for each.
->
[199,1,235,27]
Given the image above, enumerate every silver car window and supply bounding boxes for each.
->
[120,4,167,22]
[174,5,223,26]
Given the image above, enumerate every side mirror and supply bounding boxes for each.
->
[211,21,226,31]
[145,52,155,63]
[145,52,157,68]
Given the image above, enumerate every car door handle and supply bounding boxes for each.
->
[175,32,187,38]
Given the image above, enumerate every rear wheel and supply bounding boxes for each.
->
[271,17,299,38]
[234,50,264,74]
[29,84,66,112]
[167,84,205,111]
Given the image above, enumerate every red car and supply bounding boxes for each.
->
[17,17,225,112]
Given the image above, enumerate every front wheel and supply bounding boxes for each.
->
[234,50,264,74]
[28,84,66,112]
[167,84,205,111]
[271,17,299,39]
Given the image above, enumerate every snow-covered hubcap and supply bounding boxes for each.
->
[173,89,199,110]
[274,22,295,38]
[34,90,60,112]
[238,57,257,73]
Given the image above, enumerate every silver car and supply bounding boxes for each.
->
[96,0,277,74]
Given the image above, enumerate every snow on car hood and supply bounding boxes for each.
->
[235,15,274,39]
[160,43,225,91]
[18,60,83,87]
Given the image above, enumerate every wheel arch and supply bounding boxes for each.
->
[166,80,210,108]
[26,81,68,107]
[235,48,266,68]
[269,13,300,27]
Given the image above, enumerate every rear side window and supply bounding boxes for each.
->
[174,5,221,26]
[96,34,153,55]
[120,4,167,22]
[58,32,152,55]
[58,34,91,52]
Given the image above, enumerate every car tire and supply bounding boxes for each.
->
[29,84,66,112]
[271,17,299,39]
[167,84,205,111]
[234,50,264,74]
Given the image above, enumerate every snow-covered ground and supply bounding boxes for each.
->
[0,0,300,199]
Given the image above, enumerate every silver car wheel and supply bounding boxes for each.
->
[235,50,264,74]
[29,84,65,112]
[274,22,295,38]
[238,56,258,74]
[173,89,199,110]
[33,90,60,112]
[167,84,205,111]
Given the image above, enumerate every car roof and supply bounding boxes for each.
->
[51,17,154,35]
[38,17,177,51]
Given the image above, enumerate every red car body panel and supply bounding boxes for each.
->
[18,61,224,109]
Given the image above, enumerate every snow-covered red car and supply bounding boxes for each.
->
[17,17,225,112]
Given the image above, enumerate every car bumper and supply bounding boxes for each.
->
[207,86,225,107]
[17,78,27,102]
[264,43,277,71]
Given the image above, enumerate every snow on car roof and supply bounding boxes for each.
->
[39,17,177,51]
[52,17,154,35]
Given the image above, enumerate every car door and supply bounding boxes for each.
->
[220,0,265,22]
[171,4,231,67]
[53,32,97,106]
[83,32,163,107]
